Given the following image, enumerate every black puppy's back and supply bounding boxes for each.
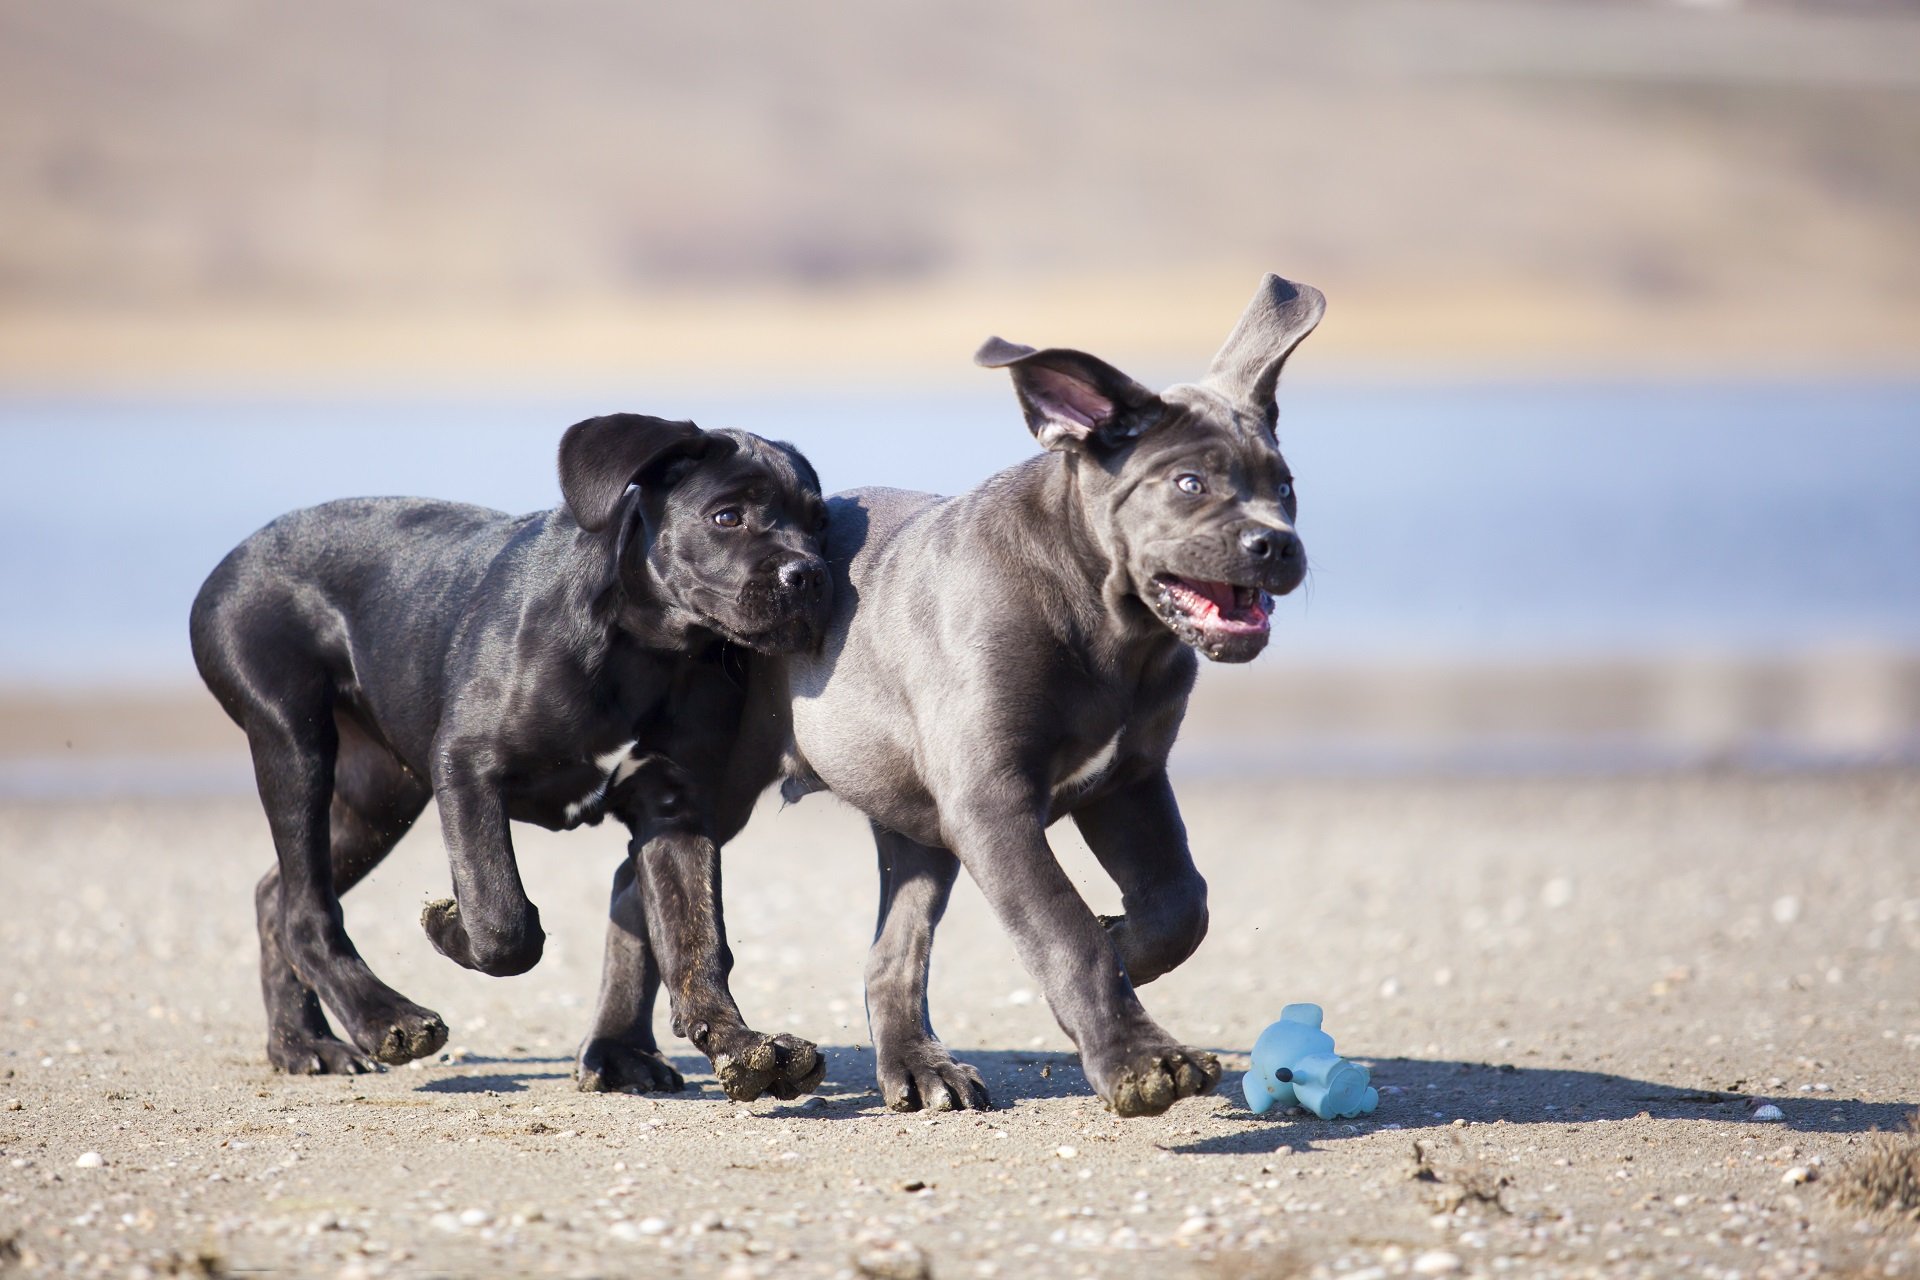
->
[191,496,537,769]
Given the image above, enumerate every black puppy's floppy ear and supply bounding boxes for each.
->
[1202,273,1325,432]
[558,413,710,533]
[975,337,1162,452]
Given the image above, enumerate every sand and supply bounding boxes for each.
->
[1,770,1917,1278]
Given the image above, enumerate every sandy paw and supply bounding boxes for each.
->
[712,1032,825,1102]
[575,1037,686,1094]
[877,1038,991,1112]
[267,1030,380,1076]
[1097,1044,1221,1117]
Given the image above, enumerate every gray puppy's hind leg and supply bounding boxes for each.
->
[575,859,684,1094]
[865,826,990,1112]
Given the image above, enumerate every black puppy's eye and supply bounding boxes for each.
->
[1276,481,1293,500]
[711,508,743,528]
[1173,473,1206,496]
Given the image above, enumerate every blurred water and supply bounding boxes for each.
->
[2,380,1917,687]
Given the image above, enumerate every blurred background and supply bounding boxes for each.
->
[3,0,1918,795]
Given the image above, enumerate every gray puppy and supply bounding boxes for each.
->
[780,274,1323,1116]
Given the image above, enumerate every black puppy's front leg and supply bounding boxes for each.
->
[1072,770,1209,985]
[617,757,824,1102]
[945,789,1220,1117]
[421,741,545,976]
[575,860,684,1094]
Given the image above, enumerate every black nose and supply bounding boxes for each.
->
[1239,527,1299,562]
[777,558,827,597]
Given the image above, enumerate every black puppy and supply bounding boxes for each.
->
[780,275,1322,1115]
[190,413,831,1101]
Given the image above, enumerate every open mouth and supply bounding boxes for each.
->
[1150,575,1273,644]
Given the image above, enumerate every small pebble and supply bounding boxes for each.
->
[74,1151,104,1168]
[1413,1249,1463,1274]
[637,1216,670,1236]
[2,1099,20,1111]
[1055,1145,1078,1160]
[1781,1166,1815,1186]
[854,1236,930,1280]
[457,1208,488,1228]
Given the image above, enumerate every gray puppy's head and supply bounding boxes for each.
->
[559,414,831,653]
[977,274,1323,663]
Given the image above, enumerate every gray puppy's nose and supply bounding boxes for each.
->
[1239,527,1299,562]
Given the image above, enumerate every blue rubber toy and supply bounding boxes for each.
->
[1242,1003,1380,1120]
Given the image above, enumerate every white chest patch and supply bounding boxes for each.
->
[566,741,640,824]
[598,743,643,785]
[1056,731,1121,796]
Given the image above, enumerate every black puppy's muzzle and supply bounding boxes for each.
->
[739,552,832,652]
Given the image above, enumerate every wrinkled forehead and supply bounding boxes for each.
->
[677,430,822,503]
[1143,384,1291,468]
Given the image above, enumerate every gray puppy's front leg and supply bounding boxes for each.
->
[1071,771,1210,985]
[943,792,1220,1117]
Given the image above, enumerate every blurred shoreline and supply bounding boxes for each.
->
[6,649,1916,799]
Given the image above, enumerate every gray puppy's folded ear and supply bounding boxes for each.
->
[558,414,711,532]
[1203,274,1326,432]
[975,338,1163,452]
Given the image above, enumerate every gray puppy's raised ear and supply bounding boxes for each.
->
[1203,274,1326,432]
[558,413,712,533]
[975,337,1163,452]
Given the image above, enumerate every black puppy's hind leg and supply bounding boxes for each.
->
[257,718,438,1073]
[866,825,989,1112]
[574,860,684,1094]
[247,693,447,1068]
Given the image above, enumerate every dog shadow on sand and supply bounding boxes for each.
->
[772,1046,1915,1148]
[404,1046,1913,1147]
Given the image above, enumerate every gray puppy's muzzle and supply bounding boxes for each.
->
[1234,522,1306,595]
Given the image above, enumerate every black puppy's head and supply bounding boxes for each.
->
[559,414,830,653]
[978,274,1324,663]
